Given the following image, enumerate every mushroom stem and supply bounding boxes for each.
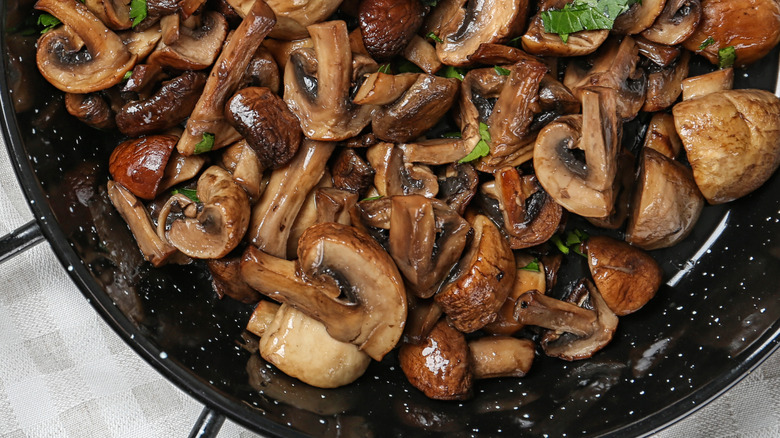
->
[468,337,535,379]
[514,290,597,337]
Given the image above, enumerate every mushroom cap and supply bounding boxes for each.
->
[586,235,663,315]
[521,9,608,58]
[35,0,137,94]
[65,92,116,131]
[108,135,178,200]
[672,89,780,204]
[612,0,666,35]
[358,0,425,61]
[166,166,251,259]
[148,11,229,71]
[260,304,371,389]
[641,0,702,46]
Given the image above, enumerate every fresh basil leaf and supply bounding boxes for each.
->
[38,14,60,34]
[718,46,736,69]
[129,0,147,28]
[494,66,511,76]
[459,122,491,163]
[426,32,443,43]
[194,133,215,154]
[541,0,640,42]
[699,36,715,50]
[172,188,200,203]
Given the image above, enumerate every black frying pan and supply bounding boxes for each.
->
[2,1,780,436]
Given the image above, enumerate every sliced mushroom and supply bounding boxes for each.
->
[626,147,704,249]
[116,71,207,137]
[514,282,618,361]
[586,149,635,230]
[367,143,439,198]
[35,0,137,93]
[522,0,608,57]
[219,140,264,203]
[359,0,425,61]
[177,1,276,155]
[164,166,251,258]
[332,148,375,197]
[284,20,375,141]
[634,36,682,67]
[402,35,443,74]
[248,140,335,256]
[643,50,690,112]
[468,337,535,379]
[564,36,646,121]
[483,253,546,335]
[673,89,780,204]
[208,257,261,304]
[65,92,116,130]
[435,215,515,333]
[239,46,281,94]
[246,299,281,337]
[585,235,662,315]
[681,68,733,101]
[158,150,207,193]
[642,112,682,159]
[109,135,178,200]
[228,0,343,40]
[612,0,666,35]
[534,87,620,218]
[107,180,177,266]
[641,0,702,45]
[437,163,478,215]
[682,0,780,66]
[119,22,164,61]
[147,11,228,70]
[225,86,302,169]
[84,0,132,30]
[403,298,443,344]
[314,187,358,225]
[259,304,371,388]
[398,319,472,400]
[241,223,407,361]
[283,171,333,259]
[435,0,529,66]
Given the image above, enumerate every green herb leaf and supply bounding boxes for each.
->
[551,235,570,254]
[172,188,200,203]
[443,65,466,81]
[442,131,462,139]
[377,63,391,74]
[129,0,147,28]
[458,122,491,163]
[494,66,511,76]
[37,14,61,34]
[426,31,443,43]
[699,36,715,51]
[194,132,215,154]
[565,230,582,246]
[122,71,133,81]
[421,0,438,6]
[573,245,587,257]
[507,36,523,48]
[573,228,589,240]
[718,46,736,69]
[541,0,640,42]
[520,258,541,272]
[361,196,383,202]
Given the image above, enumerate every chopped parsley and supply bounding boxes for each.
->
[520,258,541,272]
[541,0,640,43]
[552,229,590,256]
[426,32,443,43]
[718,46,736,69]
[37,14,61,34]
[122,71,133,81]
[129,0,147,28]
[397,60,423,73]
[193,132,215,154]
[172,188,200,203]
[361,196,383,202]
[377,63,391,74]
[699,36,715,51]
[494,66,511,76]
[551,235,570,254]
[442,131,462,139]
[459,122,490,163]
[442,65,466,81]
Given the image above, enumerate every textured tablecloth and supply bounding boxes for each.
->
[0,138,778,438]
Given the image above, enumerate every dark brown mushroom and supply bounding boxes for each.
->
[403,298,444,344]
[642,112,682,159]
[358,0,425,61]
[436,163,479,215]
[483,253,547,335]
[35,0,137,93]
[643,50,690,112]
[634,36,682,67]
[641,0,702,46]
[116,71,207,137]
[239,46,281,94]
[514,281,618,361]
[435,215,516,333]
[109,135,178,200]
[585,235,663,315]
[208,257,262,304]
[626,147,704,250]
[65,92,116,130]
[284,20,375,141]
[332,148,375,197]
[225,86,302,169]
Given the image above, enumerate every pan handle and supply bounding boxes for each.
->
[0,220,44,264]
[188,406,226,438]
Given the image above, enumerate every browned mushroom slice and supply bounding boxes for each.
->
[514,282,618,361]
[239,46,281,94]
[248,140,335,256]
[468,43,541,65]
[634,36,682,67]
[388,195,471,298]
[106,180,177,267]
[158,150,207,194]
[585,235,662,315]
[367,143,439,198]
[435,215,515,333]
[468,337,535,379]
[480,167,563,249]
[259,304,371,388]
[564,36,646,121]
[437,163,478,215]
[208,257,262,304]
[65,92,116,130]
[109,135,179,200]
[681,68,733,101]
[246,300,281,337]
[673,89,780,204]
[35,0,137,93]
[119,23,163,61]
[398,319,473,400]
[612,0,666,35]
[434,0,529,66]
[229,0,343,40]
[358,0,425,61]
[353,73,420,106]
[314,188,358,225]
[641,0,701,45]
[626,148,704,250]
[116,71,207,137]
[522,0,608,58]
[164,166,251,259]
[219,140,264,202]
[284,21,375,141]
[402,35,443,74]
[403,298,443,344]
[225,87,302,169]
[534,87,619,218]
[483,253,546,335]
[643,113,682,159]
[586,149,635,230]
[284,171,333,259]
[261,37,314,71]
[682,0,780,66]
[241,223,408,361]
[147,11,228,70]
[177,1,276,156]
[643,50,690,112]
[332,148,375,197]
[84,0,131,30]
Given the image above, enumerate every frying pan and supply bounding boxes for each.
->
[2,1,780,436]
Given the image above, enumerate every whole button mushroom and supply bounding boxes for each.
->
[109,135,179,200]
[225,87,302,169]
[673,89,780,204]
[359,0,425,61]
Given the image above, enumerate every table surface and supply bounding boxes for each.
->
[0,139,778,438]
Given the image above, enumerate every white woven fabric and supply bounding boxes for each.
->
[0,137,778,438]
